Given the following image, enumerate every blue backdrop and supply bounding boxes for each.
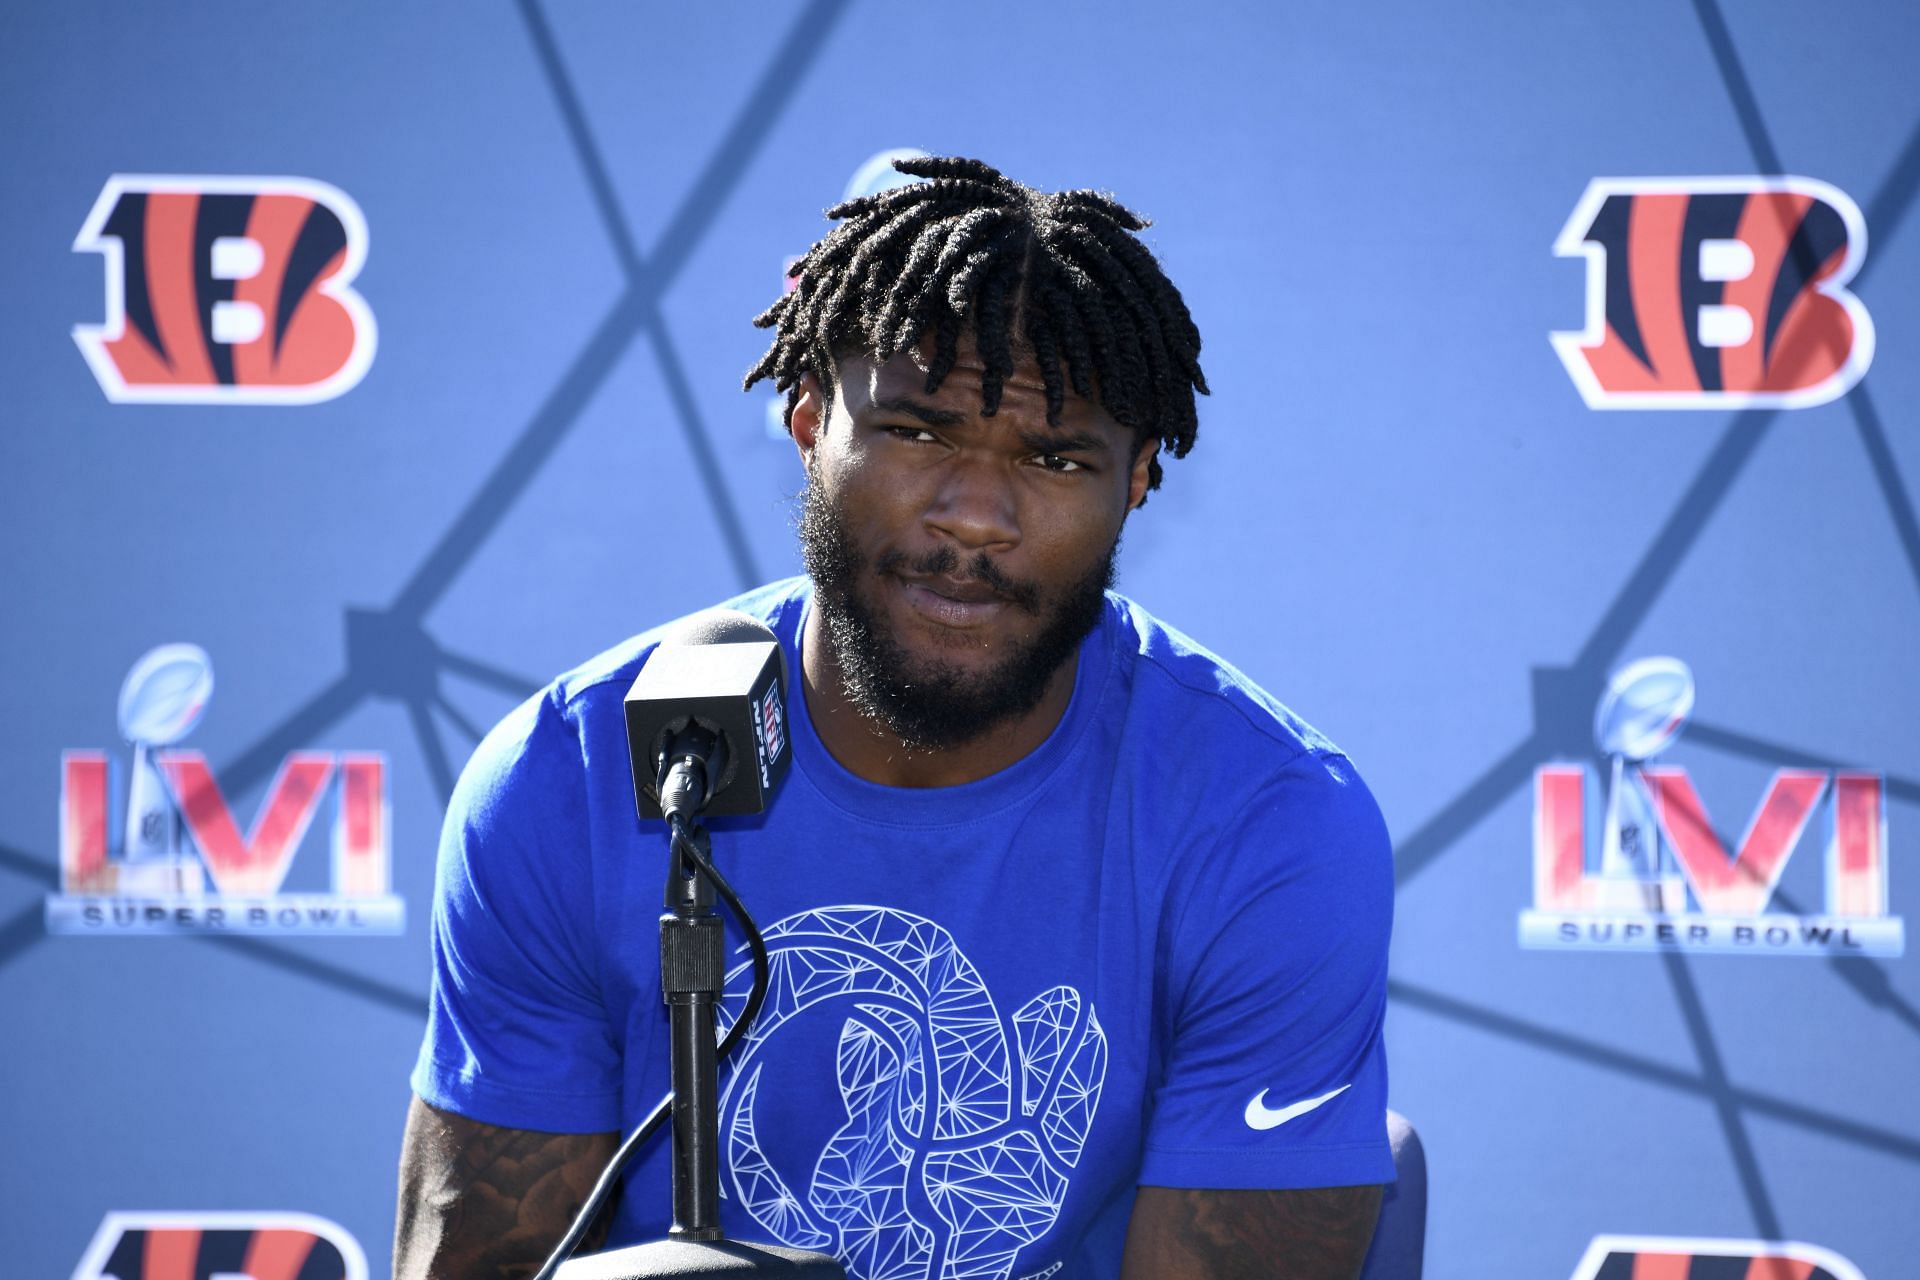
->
[3,2,1916,1277]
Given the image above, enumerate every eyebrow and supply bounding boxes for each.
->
[867,395,1115,456]
[1016,428,1112,456]
[867,395,968,428]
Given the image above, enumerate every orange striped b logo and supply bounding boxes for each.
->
[73,175,376,405]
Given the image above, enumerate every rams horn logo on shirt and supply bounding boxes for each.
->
[69,1211,368,1280]
[716,906,1107,1280]
[1551,177,1873,410]
[73,175,376,405]
[1567,1234,1867,1280]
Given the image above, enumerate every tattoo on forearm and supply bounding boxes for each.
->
[1124,1185,1383,1280]
[395,1098,618,1280]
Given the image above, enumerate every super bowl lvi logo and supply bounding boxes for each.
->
[1519,657,1902,956]
[47,644,403,935]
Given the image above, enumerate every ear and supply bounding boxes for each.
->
[790,373,828,468]
[1126,441,1158,511]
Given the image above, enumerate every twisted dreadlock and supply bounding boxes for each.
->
[744,156,1208,496]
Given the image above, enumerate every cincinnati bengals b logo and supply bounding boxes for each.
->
[70,1211,368,1280]
[1551,177,1873,410]
[73,175,376,405]
[1568,1234,1866,1280]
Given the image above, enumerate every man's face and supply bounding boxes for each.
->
[793,341,1154,750]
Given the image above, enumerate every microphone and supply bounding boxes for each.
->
[545,610,842,1277]
[623,609,791,827]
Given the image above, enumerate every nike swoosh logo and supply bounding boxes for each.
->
[1243,1083,1351,1131]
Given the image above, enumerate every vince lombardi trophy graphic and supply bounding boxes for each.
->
[117,643,214,895]
[1592,656,1695,913]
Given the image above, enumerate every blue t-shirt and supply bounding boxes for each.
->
[413,578,1395,1280]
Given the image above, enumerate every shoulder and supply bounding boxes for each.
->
[454,577,812,820]
[552,577,811,711]
[1101,594,1390,871]
[1104,593,1345,770]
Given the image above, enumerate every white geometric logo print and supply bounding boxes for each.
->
[716,906,1108,1280]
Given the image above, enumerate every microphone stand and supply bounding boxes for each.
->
[554,816,844,1279]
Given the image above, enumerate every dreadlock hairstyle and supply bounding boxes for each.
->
[744,155,1208,496]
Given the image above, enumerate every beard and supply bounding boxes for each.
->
[798,475,1117,752]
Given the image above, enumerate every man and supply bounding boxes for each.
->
[396,156,1394,1279]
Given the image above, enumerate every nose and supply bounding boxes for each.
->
[924,454,1020,552]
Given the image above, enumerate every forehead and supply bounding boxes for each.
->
[833,338,1126,438]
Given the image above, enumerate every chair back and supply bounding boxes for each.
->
[1358,1110,1427,1279]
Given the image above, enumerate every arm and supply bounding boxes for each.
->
[1120,1185,1383,1280]
[1133,754,1396,1277]
[401,692,628,1277]
[394,1095,618,1280]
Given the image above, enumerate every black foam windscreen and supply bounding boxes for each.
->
[622,609,791,821]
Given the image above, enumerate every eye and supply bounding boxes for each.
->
[1033,453,1085,473]
[886,426,939,444]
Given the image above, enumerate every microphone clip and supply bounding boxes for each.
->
[655,720,727,829]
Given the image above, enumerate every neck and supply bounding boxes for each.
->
[800,607,1078,788]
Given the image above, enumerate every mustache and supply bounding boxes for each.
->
[875,545,1044,614]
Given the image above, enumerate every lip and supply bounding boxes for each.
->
[897,576,1007,628]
